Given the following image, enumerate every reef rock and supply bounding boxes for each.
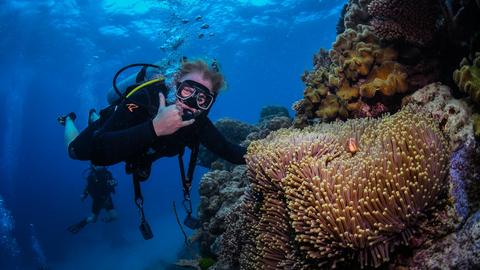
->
[410,210,480,269]
[402,82,475,151]
[343,0,373,31]
[259,105,290,123]
[243,116,292,147]
[197,166,249,257]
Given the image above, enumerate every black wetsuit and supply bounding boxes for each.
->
[68,86,246,168]
[85,167,115,215]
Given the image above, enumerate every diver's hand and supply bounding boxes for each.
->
[152,93,195,136]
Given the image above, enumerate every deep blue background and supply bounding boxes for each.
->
[0,0,344,269]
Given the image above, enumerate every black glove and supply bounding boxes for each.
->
[67,219,88,234]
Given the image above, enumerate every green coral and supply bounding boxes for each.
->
[474,113,480,138]
[199,257,216,270]
[453,52,480,105]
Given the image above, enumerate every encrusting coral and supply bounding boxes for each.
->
[342,0,373,32]
[367,0,441,46]
[244,107,450,269]
[401,82,475,149]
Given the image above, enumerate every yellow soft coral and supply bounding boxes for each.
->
[315,95,341,120]
[342,42,376,80]
[453,52,480,105]
[296,26,409,125]
[360,61,409,98]
[336,81,359,101]
[304,86,327,104]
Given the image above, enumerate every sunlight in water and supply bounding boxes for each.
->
[102,0,157,15]
[238,0,273,6]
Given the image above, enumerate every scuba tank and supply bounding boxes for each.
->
[107,62,167,105]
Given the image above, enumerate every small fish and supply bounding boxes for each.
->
[181,19,189,24]
[346,137,358,154]
[200,23,209,29]
[195,15,202,21]
[198,33,204,39]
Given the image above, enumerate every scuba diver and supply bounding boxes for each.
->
[58,59,246,239]
[67,164,118,234]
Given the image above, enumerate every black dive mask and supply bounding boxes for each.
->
[176,80,216,120]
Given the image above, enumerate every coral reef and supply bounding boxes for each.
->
[242,116,292,147]
[198,257,216,270]
[243,107,450,268]
[367,0,441,46]
[453,52,480,105]
[410,210,480,269]
[359,61,409,97]
[402,82,480,220]
[401,82,475,150]
[448,141,480,219]
[295,26,411,126]
[475,113,480,138]
[197,166,249,256]
[197,118,258,169]
[174,259,201,270]
[198,107,292,170]
[210,198,251,270]
[194,2,480,268]
[342,0,373,31]
[259,105,290,123]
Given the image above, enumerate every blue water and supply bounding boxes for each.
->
[0,0,343,269]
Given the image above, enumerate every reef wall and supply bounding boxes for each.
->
[294,0,480,129]
[191,0,480,269]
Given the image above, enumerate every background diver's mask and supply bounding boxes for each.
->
[176,80,216,120]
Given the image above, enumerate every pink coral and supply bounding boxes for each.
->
[368,0,441,46]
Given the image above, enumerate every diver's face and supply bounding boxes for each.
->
[175,71,214,115]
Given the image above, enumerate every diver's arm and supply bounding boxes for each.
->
[91,93,193,165]
[199,118,247,164]
[91,120,157,165]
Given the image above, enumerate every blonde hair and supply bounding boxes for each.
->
[173,59,225,94]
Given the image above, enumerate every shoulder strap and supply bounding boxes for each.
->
[178,142,199,199]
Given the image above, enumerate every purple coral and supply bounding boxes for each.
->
[368,0,441,46]
[449,144,471,221]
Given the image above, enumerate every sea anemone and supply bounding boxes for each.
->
[244,106,450,268]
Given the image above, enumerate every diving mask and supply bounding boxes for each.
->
[176,80,216,112]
